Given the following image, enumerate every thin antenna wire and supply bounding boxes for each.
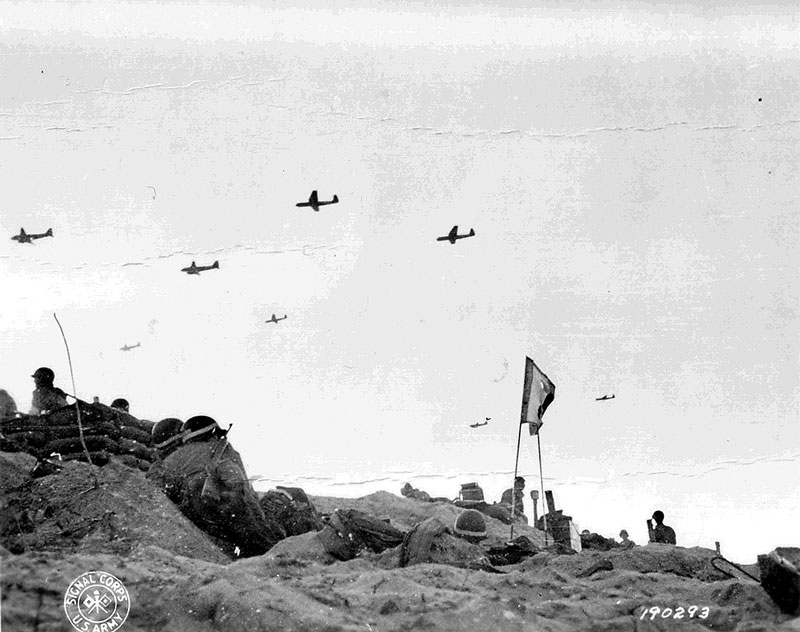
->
[53,313,97,482]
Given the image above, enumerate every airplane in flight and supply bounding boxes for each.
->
[11,227,53,244]
[266,314,288,324]
[436,225,475,244]
[469,418,491,428]
[296,190,339,212]
[120,342,141,352]
[595,394,616,401]
[181,261,220,275]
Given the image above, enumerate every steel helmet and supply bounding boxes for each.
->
[32,367,55,383]
[110,398,129,412]
[152,418,185,451]
[182,415,222,442]
[453,509,487,542]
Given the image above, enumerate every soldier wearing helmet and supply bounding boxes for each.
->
[29,367,68,415]
[147,414,285,557]
[110,398,130,413]
[150,418,186,459]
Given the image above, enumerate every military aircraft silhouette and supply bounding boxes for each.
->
[469,417,491,428]
[595,394,616,401]
[181,261,220,275]
[436,225,475,244]
[120,342,141,352]
[296,190,339,212]
[266,314,287,324]
[11,227,53,244]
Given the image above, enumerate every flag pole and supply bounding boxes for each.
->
[537,432,548,547]
[509,420,524,540]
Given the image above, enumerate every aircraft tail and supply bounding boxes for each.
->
[45,228,53,237]
[212,261,219,269]
[333,194,339,203]
[468,229,475,236]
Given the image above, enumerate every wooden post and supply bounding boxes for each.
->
[537,436,548,546]
[509,420,524,541]
[545,490,556,514]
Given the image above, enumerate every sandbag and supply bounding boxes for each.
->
[47,421,121,441]
[118,425,151,445]
[113,411,154,434]
[0,417,51,433]
[0,435,35,453]
[117,437,154,462]
[47,404,106,427]
[43,436,119,456]
[0,430,48,448]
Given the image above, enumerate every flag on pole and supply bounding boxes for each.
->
[520,356,555,435]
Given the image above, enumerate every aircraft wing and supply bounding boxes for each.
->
[309,190,318,204]
[449,226,458,239]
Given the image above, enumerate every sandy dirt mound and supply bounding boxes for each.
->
[523,544,735,582]
[3,543,795,632]
[0,453,229,564]
[2,462,797,631]
[0,451,37,493]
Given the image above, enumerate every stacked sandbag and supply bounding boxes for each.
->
[0,404,156,472]
[112,412,155,472]
[42,404,122,466]
[0,415,49,454]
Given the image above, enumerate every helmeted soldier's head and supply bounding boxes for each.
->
[32,367,55,388]
[453,509,487,544]
[110,398,129,413]
[182,415,223,443]
[152,417,185,457]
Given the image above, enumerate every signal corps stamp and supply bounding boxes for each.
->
[64,571,130,632]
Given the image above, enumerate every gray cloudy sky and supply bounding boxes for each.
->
[1,1,797,560]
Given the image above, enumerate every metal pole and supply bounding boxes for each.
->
[537,432,548,546]
[509,421,524,540]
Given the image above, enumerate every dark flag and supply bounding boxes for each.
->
[520,356,555,435]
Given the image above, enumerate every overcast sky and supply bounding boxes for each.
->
[1,1,797,561]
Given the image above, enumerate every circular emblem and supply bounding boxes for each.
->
[64,571,130,631]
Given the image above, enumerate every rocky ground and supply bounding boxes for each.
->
[1,452,798,631]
